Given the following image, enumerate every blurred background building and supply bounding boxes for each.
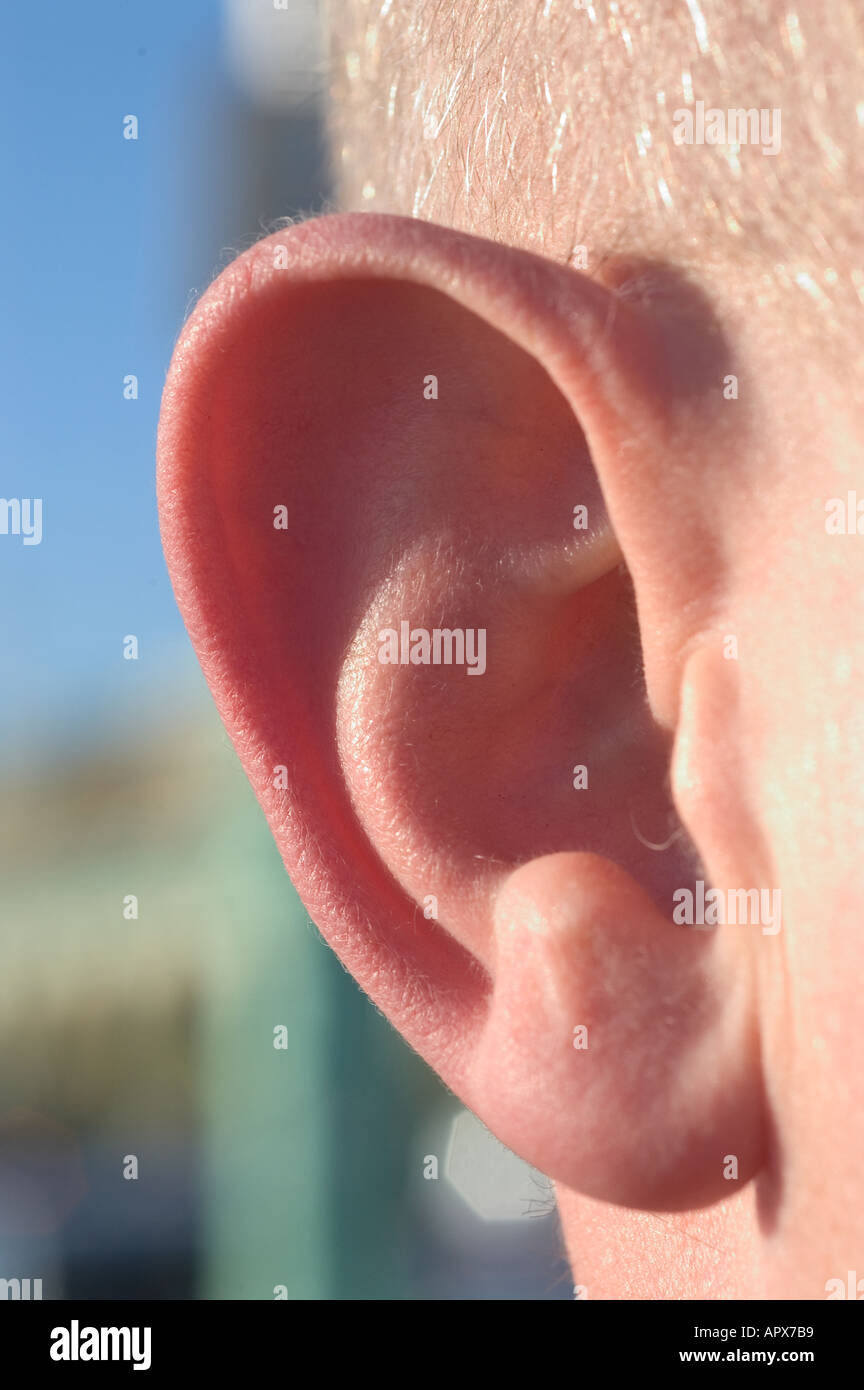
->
[0,0,570,1299]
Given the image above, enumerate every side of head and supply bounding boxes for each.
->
[158,2,864,1296]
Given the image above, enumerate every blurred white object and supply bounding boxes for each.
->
[445,1109,550,1223]
[224,0,325,113]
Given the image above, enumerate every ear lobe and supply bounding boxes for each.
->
[476,851,765,1210]
[158,212,765,1211]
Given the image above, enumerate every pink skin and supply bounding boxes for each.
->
[158,212,864,1299]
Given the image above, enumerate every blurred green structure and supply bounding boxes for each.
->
[0,708,430,1299]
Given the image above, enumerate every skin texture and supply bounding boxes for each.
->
[330,0,864,340]
[158,2,864,1298]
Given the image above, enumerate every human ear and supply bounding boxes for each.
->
[158,213,766,1210]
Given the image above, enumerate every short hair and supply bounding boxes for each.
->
[327,1,864,334]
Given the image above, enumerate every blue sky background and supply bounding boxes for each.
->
[0,0,262,769]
